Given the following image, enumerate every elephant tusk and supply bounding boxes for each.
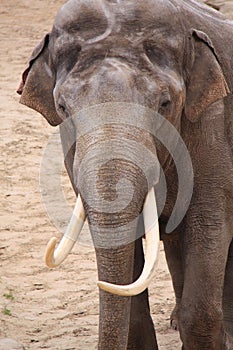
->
[45,195,86,268]
[97,187,160,296]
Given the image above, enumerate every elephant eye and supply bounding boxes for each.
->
[144,46,153,57]
[58,103,66,112]
[56,44,81,72]
[143,42,168,67]
[158,94,171,114]
[57,102,69,118]
[144,44,157,62]
[160,100,170,108]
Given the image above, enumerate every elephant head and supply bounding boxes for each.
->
[18,0,229,348]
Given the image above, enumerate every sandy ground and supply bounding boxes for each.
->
[0,1,232,349]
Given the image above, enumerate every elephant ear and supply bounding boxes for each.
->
[17,34,62,126]
[184,29,230,122]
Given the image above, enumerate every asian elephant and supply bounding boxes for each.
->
[17,0,233,349]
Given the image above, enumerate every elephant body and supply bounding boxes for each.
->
[18,0,233,349]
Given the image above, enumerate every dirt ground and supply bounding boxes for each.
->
[0,1,232,349]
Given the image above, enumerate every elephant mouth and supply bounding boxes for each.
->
[45,187,160,296]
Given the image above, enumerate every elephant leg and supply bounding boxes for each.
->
[223,239,233,339]
[127,237,158,350]
[162,229,183,331]
[179,228,231,350]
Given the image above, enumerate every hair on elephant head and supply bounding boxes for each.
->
[18,0,233,349]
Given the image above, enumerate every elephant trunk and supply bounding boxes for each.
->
[77,141,149,348]
[96,243,135,349]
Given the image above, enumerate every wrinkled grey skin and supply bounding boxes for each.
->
[18,0,233,349]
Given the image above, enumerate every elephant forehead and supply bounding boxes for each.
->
[54,0,181,39]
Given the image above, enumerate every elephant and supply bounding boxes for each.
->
[17,0,233,349]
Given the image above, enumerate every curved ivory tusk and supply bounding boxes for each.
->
[97,187,160,296]
[45,195,86,268]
